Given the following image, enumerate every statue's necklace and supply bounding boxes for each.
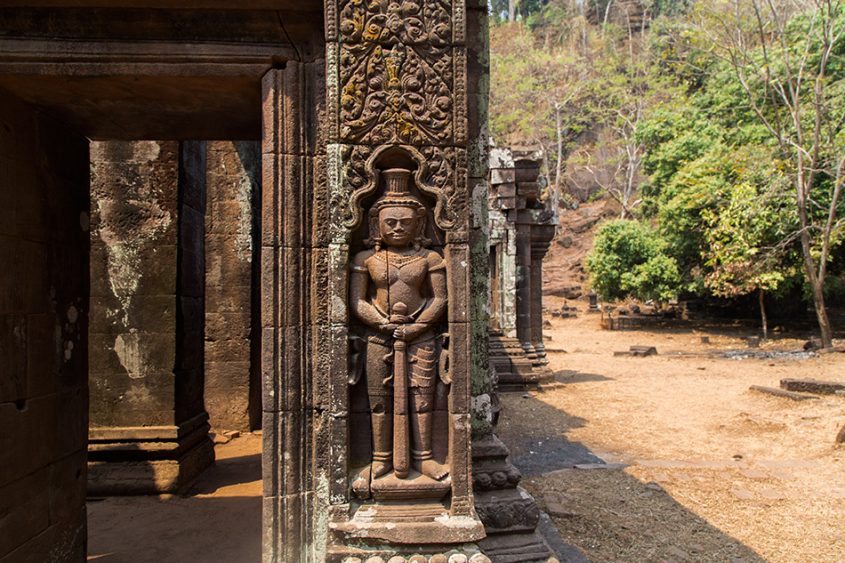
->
[373,249,425,269]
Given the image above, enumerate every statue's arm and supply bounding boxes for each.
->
[414,252,448,326]
[349,252,389,330]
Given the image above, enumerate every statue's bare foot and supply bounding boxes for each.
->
[371,460,393,479]
[351,466,371,499]
[419,459,448,481]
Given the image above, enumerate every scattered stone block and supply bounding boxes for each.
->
[614,346,657,357]
[836,424,845,444]
[573,463,627,470]
[630,345,657,357]
[700,336,710,344]
[780,378,845,395]
[804,337,822,351]
[749,385,819,401]
[746,336,761,348]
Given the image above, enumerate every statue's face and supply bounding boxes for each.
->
[378,206,418,248]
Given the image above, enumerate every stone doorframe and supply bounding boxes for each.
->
[260,0,491,560]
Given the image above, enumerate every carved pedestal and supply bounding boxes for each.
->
[473,434,554,562]
[488,333,541,391]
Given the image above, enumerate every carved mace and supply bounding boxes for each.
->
[391,302,410,479]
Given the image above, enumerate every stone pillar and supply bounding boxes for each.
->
[87,140,214,495]
[204,141,260,432]
[514,229,536,360]
[511,149,556,370]
[260,61,324,562]
[529,241,550,363]
[487,148,540,390]
[261,0,490,559]
[0,93,89,562]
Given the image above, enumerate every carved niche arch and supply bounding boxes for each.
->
[344,144,457,233]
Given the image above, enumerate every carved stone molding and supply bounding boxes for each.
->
[326,0,467,146]
[341,144,465,233]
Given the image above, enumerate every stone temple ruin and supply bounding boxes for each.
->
[1,2,558,561]
[487,147,558,390]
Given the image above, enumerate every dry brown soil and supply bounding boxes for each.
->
[498,302,845,563]
[87,433,262,562]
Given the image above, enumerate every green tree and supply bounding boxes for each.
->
[703,177,797,338]
[695,0,845,347]
[586,219,682,302]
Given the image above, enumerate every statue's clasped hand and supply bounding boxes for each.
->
[378,315,412,336]
[393,323,424,341]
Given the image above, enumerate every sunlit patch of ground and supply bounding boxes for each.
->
[497,307,845,562]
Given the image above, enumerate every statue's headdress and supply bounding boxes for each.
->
[366,168,430,250]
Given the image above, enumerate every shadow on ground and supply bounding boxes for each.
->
[189,452,261,494]
[497,376,766,563]
[87,438,263,563]
[553,370,614,385]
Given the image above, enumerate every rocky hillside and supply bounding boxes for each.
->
[543,197,620,301]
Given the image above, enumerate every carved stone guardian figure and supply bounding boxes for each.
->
[349,167,451,501]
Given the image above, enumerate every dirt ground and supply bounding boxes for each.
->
[87,434,262,562]
[498,300,845,563]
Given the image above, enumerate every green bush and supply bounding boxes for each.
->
[586,219,681,303]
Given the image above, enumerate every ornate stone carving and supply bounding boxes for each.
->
[338,0,453,46]
[343,145,459,232]
[324,0,482,554]
[474,496,541,533]
[348,166,451,501]
[336,0,458,144]
[339,43,453,144]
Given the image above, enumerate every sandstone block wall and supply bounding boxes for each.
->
[176,141,207,424]
[89,141,181,427]
[204,141,260,431]
[87,140,213,495]
[0,93,90,561]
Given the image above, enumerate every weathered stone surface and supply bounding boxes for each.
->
[780,378,845,395]
[204,141,260,432]
[87,140,213,494]
[0,92,89,562]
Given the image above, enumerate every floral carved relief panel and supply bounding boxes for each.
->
[335,0,465,146]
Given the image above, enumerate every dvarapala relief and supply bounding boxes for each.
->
[348,166,451,501]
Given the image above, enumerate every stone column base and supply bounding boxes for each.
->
[87,412,215,495]
[329,545,491,563]
[473,434,558,563]
[490,334,554,391]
